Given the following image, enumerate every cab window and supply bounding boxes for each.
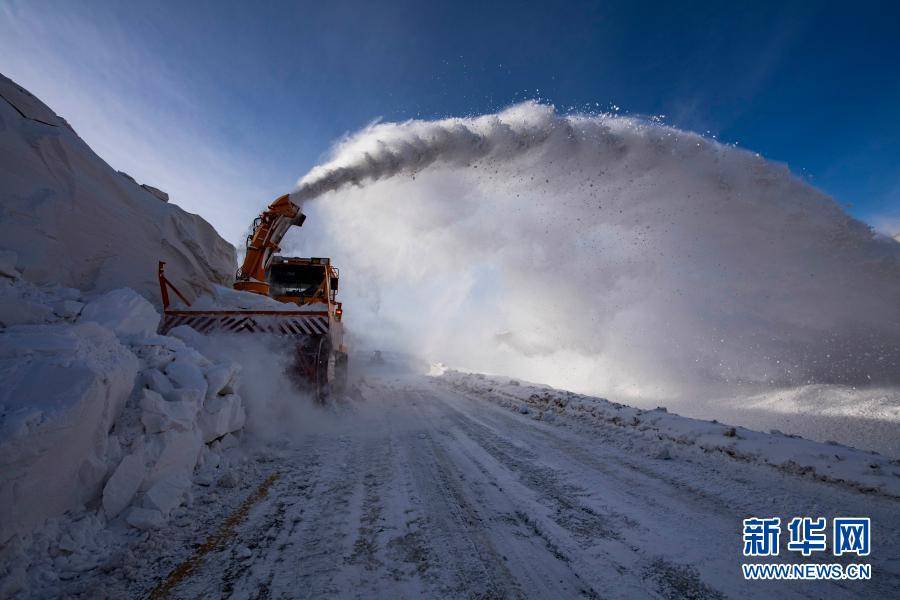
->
[268,264,326,297]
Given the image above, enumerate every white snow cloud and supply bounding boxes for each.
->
[285,102,900,404]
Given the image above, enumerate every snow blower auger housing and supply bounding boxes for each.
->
[157,193,348,402]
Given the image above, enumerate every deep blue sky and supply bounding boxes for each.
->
[2,0,899,239]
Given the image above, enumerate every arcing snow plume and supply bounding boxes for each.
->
[289,102,900,405]
[293,103,558,203]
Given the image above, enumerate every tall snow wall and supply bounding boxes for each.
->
[0,74,246,544]
[0,72,236,305]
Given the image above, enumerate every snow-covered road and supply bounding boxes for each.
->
[77,373,898,599]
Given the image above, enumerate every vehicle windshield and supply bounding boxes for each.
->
[268,264,325,297]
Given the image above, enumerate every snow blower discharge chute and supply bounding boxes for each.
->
[157,194,349,402]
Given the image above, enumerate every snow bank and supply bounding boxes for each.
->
[0,72,236,305]
[439,370,900,498]
[0,75,256,594]
[687,384,900,457]
[0,321,138,541]
[0,434,254,597]
[80,288,160,338]
[0,282,248,547]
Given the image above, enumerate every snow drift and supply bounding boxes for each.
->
[440,370,900,498]
[0,277,248,542]
[0,74,255,550]
[0,318,138,541]
[288,102,900,404]
[0,72,236,305]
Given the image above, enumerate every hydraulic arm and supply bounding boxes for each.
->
[234,193,306,295]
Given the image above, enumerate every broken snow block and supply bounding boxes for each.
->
[125,507,165,530]
[102,447,147,519]
[198,394,246,443]
[50,300,84,319]
[133,342,177,370]
[79,288,160,338]
[165,358,209,396]
[165,387,204,405]
[142,474,191,516]
[0,250,20,279]
[0,298,55,326]
[139,388,198,433]
[142,428,203,490]
[165,324,206,347]
[142,368,174,396]
[214,432,240,451]
[204,362,240,399]
[0,322,139,541]
[174,344,212,368]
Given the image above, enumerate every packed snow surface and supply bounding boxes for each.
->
[0,279,249,546]
[0,73,236,305]
[6,367,897,599]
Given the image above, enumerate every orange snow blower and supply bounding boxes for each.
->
[157,194,348,401]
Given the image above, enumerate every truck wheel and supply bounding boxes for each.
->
[334,352,349,395]
[314,337,332,404]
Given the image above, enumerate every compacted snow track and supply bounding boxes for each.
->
[129,373,897,600]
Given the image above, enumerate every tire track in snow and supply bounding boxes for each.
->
[402,387,612,598]
[275,435,364,598]
[433,379,900,599]
[124,375,899,599]
[150,472,281,599]
[420,389,649,598]
[165,438,330,599]
[218,447,325,599]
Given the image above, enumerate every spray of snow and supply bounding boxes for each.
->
[287,102,900,408]
[292,103,558,203]
[170,330,340,441]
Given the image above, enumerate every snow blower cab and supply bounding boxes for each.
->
[268,256,337,307]
[157,194,348,402]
